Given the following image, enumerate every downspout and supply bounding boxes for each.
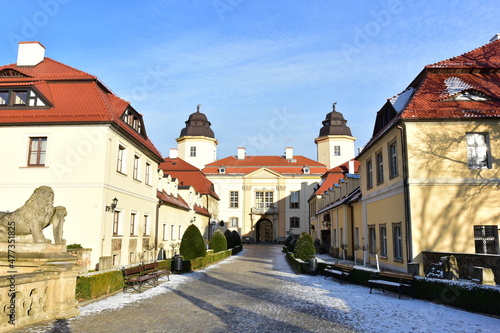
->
[155,200,161,255]
[397,123,413,264]
[349,203,355,260]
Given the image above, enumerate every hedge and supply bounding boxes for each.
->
[286,253,500,316]
[190,249,232,270]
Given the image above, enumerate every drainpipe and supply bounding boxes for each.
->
[397,124,413,264]
[155,201,161,255]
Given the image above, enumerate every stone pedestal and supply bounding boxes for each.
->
[0,243,80,332]
[441,255,459,281]
[472,266,496,286]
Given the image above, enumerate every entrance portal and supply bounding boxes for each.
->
[256,219,273,242]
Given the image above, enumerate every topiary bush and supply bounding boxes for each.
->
[294,232,315,261]
[231,230,242,246]
[210,230,228,253]
[225,229,235,249]
[180,224,206,260]
[287,237,298,254]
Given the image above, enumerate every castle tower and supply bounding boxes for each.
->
[176,105,218,169]
[315,103,355,169]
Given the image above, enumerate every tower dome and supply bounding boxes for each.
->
[315,102,355,169]
[179,104,215,138]
[318,102,352,137]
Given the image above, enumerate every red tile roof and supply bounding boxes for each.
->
[427,39,500,69]
[361,38,500,156]
[160,157,220,200]
[157,190,190,210]
[313,160,360,196]
[0,57,163,161]
[203,155,327,175]
[194,204,211,217]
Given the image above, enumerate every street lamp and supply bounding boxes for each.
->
[105,197,118,212]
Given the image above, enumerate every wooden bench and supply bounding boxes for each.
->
[368,271,414,299]
[122,264,160,293]
[324,263,354,284]
[143,262,171,281]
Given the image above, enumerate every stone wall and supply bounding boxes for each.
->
[422,251,500,284]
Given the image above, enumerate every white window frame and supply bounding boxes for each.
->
[117,145,127,174]
[380,224,387,257]
[230,217,238,227]
[466,133,491,169]
[393,223,403,260]
[229,191,239,208]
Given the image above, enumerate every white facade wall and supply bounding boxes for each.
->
[0,124,160,268]
[177,137,217,169]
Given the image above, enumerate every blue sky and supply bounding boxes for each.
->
[1,0,498,160]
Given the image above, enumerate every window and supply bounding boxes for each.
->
[190,146,196,157]
[113,211,121,236]
[366,159,373,189]
[229,191,239,208]
[145,162,151,185]
[171,225,175,240]
[230,217,238,227]
[376,151,384,183]
[388,142,398,178]
[466,133,491,169]
[130,213,137,236]
[393,223,403,260]
[179,226,182,240]
[143,215,150,236]
[255,191,274,208]
[368,225,376,254]
[162,224,167,241]
[290,217,300,228]
[474,225,499,254]
[334,145,341,156]
[130,252,135,263]
[380,225,387,257]
[290,191,300,209]
[0,89,46,107]
[117,145,126,173]
[133,155,140,180]
[28,137,47,166]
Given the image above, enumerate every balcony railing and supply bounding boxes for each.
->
[251,204,277,215]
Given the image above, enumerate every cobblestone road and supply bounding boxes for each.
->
[15,244,354,333]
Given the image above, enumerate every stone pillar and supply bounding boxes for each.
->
[441,255,459,281]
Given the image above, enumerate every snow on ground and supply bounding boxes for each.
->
[78,251,499,332]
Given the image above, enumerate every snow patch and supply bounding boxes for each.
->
[443,76,474,96]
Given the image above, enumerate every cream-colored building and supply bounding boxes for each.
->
[357,36,500,272]
[0,42,164,269]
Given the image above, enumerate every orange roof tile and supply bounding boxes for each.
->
[203,155,327,175]
[194,204,211,217]
[0,57,162,160]
[313,160,360,196]
[160,157,219,200]
[157,190,190,210]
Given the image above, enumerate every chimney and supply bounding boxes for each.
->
[169,148,178,159]
[348,160,355,174]
[285,147,293,160]
[490,33,500,42]
[17,41,46,67]
[237,147,246,160]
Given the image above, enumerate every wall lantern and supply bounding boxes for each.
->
[190,216,196,223]
[106,197,118,212]
[309,224,315,231]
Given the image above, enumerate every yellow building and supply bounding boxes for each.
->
[357,36,500,272]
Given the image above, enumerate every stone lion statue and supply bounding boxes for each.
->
[0,186,67,244]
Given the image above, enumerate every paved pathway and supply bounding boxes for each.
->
[14,244,354,333]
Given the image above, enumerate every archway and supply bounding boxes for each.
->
[256,219,273,242]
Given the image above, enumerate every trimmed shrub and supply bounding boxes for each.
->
[190,249,232,270]
[75,270,123,300]
[284,235,295,247]
[232,230,242,246]
[210,230,228,253]
[294,232,316,261]
[180,224,206,260]
[287,237,298,254]
[67,243,83,249]
[224,230,235,248]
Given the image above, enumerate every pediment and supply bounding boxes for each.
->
[244,167,282,179]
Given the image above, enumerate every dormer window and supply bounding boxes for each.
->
[121,108,145,136]
[219,167,226,174]
[0,89,47,107]
[303,166,310,174]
